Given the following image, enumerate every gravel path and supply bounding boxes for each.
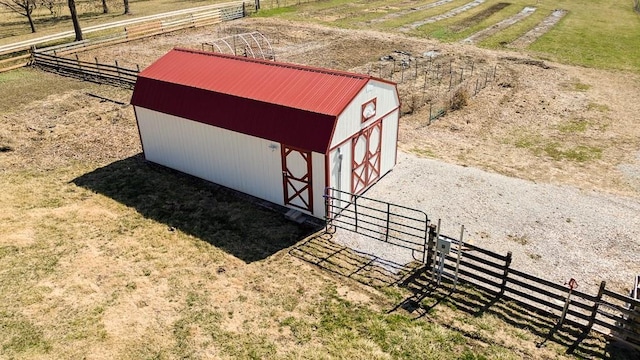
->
[333,152,640,294]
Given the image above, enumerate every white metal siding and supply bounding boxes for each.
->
[329,144,353,203]
[330,80,399,149]
[380,109,399,175]
[312,152,326,217]
[136,107,318,214]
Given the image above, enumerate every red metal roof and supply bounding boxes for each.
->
[131,49,377,153]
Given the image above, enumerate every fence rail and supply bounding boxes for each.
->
[1,1,254,73]
[31,52,139,88]
[326,187,640,351]
[432,231,640,348]
[325,187,430,262]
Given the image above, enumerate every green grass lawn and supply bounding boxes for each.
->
[3,1,638,71]
[256,0,640,72]
[2,2,640,359]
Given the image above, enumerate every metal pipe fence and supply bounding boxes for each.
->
[324,187,640,350]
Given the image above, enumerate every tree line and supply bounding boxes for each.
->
[0,0,131,39]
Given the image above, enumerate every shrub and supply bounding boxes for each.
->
[449,88,469,111]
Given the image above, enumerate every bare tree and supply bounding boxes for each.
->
[101,0,108,14]
[40,0,63,17]
[123,0,129,14]
[0,0,38,33]
[67,0,82,41]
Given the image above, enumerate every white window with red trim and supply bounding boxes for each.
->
[361,98,377,123]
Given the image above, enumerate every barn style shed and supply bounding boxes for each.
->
[131,48,400,218]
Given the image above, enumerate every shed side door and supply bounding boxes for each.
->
[281,145,313,212]
[351,120,382,194]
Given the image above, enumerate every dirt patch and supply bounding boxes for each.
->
[451,2,511,32]
[400,0,487,32]
[368,0,455,24]
[501,55,552,69]
[509,9,567,48]
[0,84,138,171]
[462,6,536,44]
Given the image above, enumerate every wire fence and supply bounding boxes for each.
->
[361,53,498,123]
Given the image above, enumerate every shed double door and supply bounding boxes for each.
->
[352,120,382,194]
[281,145,313,212]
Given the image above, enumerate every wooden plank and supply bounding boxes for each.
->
[35,53,138,75]
[451,266,503,289]
[599,301,640,317]
[603,289,640,308]
[126,21,163,39]
[455,276,591,328]
[594,318,640,341]
[457,242,508,261]
[506,276,594,312]
[193,18,222,28]
[505,285,563,312]
[508,268,596,301]
[454,251,507,270]
[506,286,592,322]
[0,53,30,65]
[456,275,502,296]
[0,45,30,57]
[0,62,27,73]
[446,257,504,280]
[34,61,137,85]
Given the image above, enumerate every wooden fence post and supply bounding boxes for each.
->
[384,202,390,242]
[431,219,441,283]
[75,54,84,80]
[353,194,358,233]
[425,224,437,268]
[585,281,606,333]
[453,225,464,290]
[429,103,432,125]
[29,45,36,65]
[499,251,512,296]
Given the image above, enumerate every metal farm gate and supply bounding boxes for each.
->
[324,187,430,263]
[322,187,640,353]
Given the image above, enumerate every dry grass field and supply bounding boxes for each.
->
[1,1,640,359]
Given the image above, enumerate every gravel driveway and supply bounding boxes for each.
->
[333,152,640,294]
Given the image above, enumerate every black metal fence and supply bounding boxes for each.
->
[324,187,430,263]
[323,187,640,351]
[31,52,139,88]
